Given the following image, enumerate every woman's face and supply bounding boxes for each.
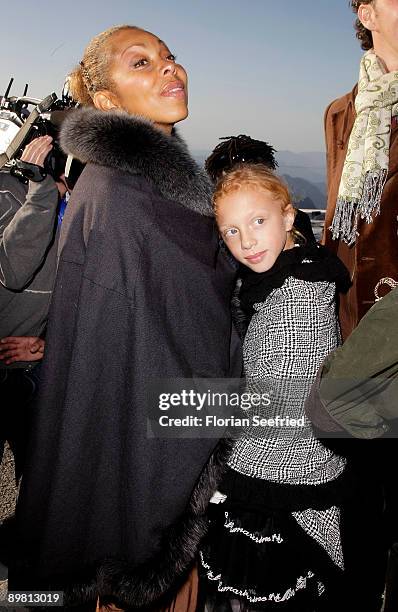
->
[96,28,188,133]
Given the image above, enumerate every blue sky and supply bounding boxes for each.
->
[0,1,362,153]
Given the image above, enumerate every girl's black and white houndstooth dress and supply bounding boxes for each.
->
[200,246,351,611]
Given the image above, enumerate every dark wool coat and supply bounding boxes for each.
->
[10,109,241,609]
[323,85,398,340]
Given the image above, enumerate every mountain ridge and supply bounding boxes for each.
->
[192,150,327,210]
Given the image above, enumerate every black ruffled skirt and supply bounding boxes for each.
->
[199,468,348,612]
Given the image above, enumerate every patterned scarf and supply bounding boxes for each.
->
[330,50,398,246]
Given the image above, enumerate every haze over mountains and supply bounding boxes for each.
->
[193,150,327,210]
[277,151,326,210]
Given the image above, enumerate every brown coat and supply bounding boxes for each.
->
[323,84,398,340]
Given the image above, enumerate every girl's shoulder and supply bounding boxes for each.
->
[253,276,336,313]
[281,275,336,298]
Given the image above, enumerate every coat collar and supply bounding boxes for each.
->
[328,84,357,151]
[60,107,214,217]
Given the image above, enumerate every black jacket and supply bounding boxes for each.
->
[10,109,241,608]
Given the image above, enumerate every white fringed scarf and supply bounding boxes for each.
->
[330,50,398,245]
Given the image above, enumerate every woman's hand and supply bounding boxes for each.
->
[0,336,45,364]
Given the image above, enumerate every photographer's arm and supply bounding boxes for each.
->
[0,136,59,290]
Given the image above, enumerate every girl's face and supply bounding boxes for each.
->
[217,187,295,272]
[95,29,188,133]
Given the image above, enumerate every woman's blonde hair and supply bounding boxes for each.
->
[213,163,304,243]
[68,25,140,105]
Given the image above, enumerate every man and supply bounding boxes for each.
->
[305,287,398,612]
[322,5,398,609]
[324,0,398,340]
[0,135,68,480]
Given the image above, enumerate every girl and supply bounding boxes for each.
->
[9,25,241,610]
[200,165,350,611]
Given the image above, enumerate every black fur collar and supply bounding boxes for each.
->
[60,107,213,216]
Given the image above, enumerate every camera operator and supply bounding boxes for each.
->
[0,134,68,481]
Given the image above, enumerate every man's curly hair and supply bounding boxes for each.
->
[351,0,374,50]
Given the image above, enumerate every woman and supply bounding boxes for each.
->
[10,25,241,610]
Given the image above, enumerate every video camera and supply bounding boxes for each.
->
[0,78,78,184]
